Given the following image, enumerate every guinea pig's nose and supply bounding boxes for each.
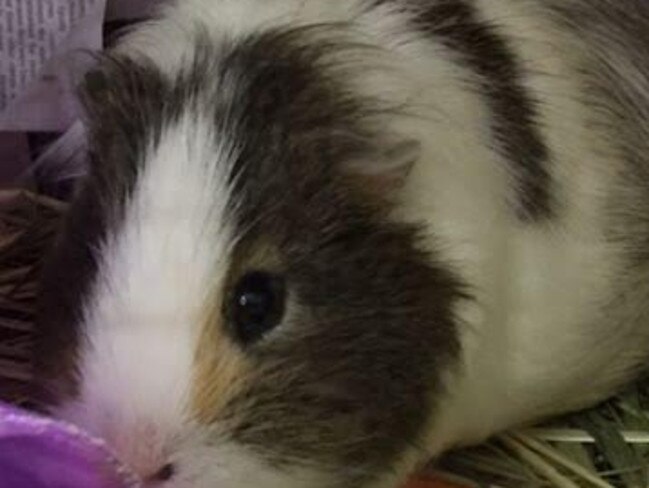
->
[147,463,176,483]
[101,422,173,484]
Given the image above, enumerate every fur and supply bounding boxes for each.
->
[34,1,649,487]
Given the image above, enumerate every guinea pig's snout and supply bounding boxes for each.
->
[145,463,176,485]
[125,456,176,486]
[102,422,176,485]
[121,448,176,486]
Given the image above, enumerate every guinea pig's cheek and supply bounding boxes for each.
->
[190,311,249,424]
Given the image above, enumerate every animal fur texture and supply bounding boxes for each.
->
[34,1,649,487]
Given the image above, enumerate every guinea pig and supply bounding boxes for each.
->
[33,1,649,487]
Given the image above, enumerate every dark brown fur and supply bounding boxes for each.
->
[372,0,553,220]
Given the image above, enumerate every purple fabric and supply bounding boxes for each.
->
[0,402,141,488]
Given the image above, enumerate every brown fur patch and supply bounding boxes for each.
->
[191,239,281,424]
[191,299,249,424]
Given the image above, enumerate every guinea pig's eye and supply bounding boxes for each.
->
[229,271,286,344]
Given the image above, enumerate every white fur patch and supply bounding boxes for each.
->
[56,112,237,474]
[424,0,648,454]
[57,107,327,487]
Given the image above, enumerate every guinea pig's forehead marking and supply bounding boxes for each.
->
[66,79,256,438]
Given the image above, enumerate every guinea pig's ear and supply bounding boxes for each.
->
[82,68,108,98]
[343,138,421,197]
[79,67,112,121]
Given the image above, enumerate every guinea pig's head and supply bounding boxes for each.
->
[34,29,464,488]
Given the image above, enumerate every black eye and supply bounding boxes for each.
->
[229,271,286,344]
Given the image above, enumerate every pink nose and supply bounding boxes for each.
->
[102,423,174,484]
[143,463,176,485]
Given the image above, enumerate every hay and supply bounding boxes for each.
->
[0,190,64,405]
[0,188,647,487]
[434,381,649,487]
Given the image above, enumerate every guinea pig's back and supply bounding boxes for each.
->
[402,0,649,450]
